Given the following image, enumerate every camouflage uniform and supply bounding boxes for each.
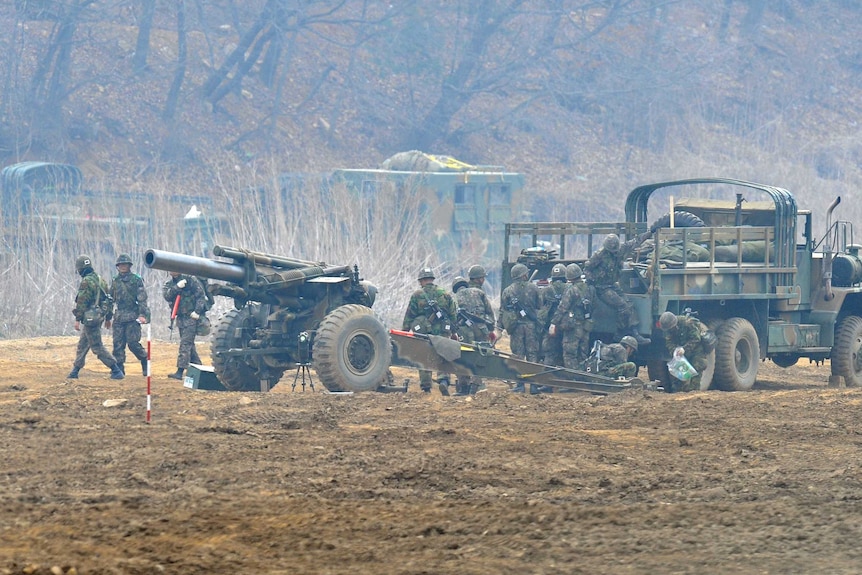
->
[552,279,595,370]
[71,269,121,376]
[498,275,541,362]
[110,268,150,374]
[584,236,639,334]
[453,281,496,394]
[163,274,208,372]
[663,314,709,392]
[587,341,637,378]
[538,278,567,366]
[402,280,458,392]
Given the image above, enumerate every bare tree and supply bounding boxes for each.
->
[132,0,157,73]
[163,0,187,121]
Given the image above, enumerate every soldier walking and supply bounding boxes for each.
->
[550,263,594,370]
[452,268,496,396]
[498,263,541,393]
[402,267,458,396]
[163,271,208,380]
[108,253,150,376]
[67,255,125,380]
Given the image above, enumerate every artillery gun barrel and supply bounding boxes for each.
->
[144,249,246,283]
[213,245,321,270]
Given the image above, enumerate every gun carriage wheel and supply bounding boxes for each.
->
[211,305,283,391]
[312,304,391,392]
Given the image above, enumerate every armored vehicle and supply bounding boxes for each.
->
[145,245,391,392]
[502,178,862,391]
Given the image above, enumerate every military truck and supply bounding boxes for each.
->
[501,177,862,391]
[0,161,224,257]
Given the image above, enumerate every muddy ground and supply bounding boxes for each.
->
[1,336,862,574]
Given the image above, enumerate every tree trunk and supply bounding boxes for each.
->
[132,0,156,74]
[163,0,187,121]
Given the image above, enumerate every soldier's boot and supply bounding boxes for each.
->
[453,380,470,397]
[437,376,451,397]
[116,363,125,375]
[141,359,148,376]
[469,382,485,395]
[67,368,80,379]
[110,364,125,380]
[510,382,525,393]
[168,368,184,380]
[529,384,542,395]
[630,329,651,347]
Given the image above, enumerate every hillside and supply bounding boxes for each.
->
[2,1,861,215]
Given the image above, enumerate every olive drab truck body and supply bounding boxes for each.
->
[501,178,862,391]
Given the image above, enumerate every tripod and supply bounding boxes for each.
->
[292,362,315,391]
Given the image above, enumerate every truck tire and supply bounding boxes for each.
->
[698,350,716,391]
[649,211,706,234]
[211,306,267,391]
[713,317,759,391]
[313,304,392,392]
[832,315,862,387]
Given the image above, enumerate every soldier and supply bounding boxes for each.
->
[402,266,458,396]
[538,263,568,367]
[550,263,594,370]
[67,255,125,380]
[586,335,639,379]
[498,263,542,393]
[584,233,650,346]
[452,272,496,396]
[108,253,150,376]
[163,271,208,380]
[659,311,709,392]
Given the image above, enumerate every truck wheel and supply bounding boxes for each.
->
[713,317,759,391]
[211,306,264,391]
[699,350,716,391]
[832,315,862,387]
[313,304,392,392]
[649,211,705,233]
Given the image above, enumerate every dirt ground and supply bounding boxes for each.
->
[2,336,862,574]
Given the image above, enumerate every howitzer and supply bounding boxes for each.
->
[145,246,391,393]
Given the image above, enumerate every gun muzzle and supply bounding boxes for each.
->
[144,249,246,283]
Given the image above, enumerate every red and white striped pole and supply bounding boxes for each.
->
[146,322,152,423]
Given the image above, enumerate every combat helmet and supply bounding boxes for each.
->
[603,234,621,253]
[452,276,469,293]
[659,311,678,330]
[551,264,566,279]
[510,263,529,280]
[75,255,93,275]
[417,267,435,281]
[565,263,582,281]
[468,264,486,280]
[620,335,638,352]
[115,253,133,266]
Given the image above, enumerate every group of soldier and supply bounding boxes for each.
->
[402,232,711,396]
[68,253,210,381]
[69,235,708,394]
